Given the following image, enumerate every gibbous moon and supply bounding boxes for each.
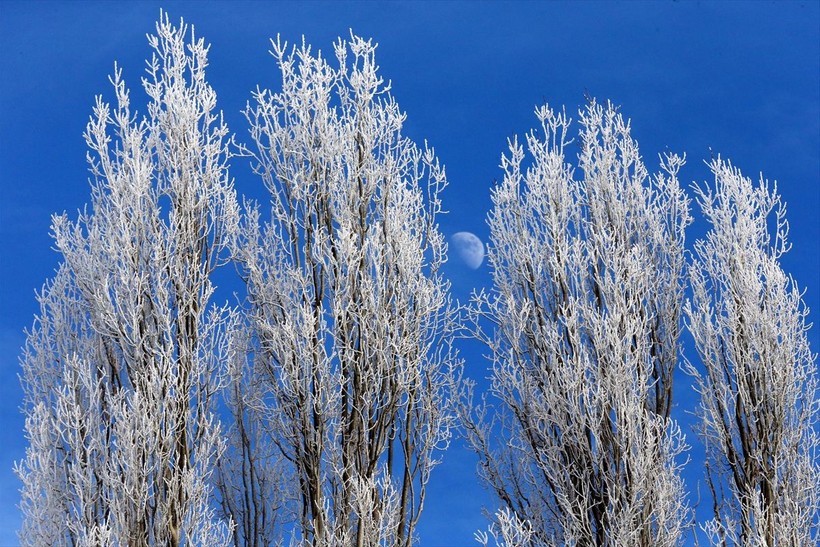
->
[451,232,485,270]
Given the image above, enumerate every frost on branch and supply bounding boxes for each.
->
[474,508,535,547]
[685,158,820,546]
[224,33,463,546]
[16,13,237,546]
[462,101,692,545]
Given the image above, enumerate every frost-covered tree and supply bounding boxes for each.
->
[463,101,692,546]
[215,321,291,547]
[22,11,816,547]
[685,158,820,546]
[16,14,237,545]
[221,34,462,546]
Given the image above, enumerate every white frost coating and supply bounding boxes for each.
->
[461,100,692,546]
[685,158,820,546]
[224,31,464,546]
[17,12,236,546]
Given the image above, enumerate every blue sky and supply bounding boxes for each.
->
[1,1,818,545]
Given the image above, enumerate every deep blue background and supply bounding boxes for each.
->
[1,2,818,545]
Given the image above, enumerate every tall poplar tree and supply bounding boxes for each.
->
[16,14,238,545]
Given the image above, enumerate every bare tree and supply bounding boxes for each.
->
[222,34,462,546]
[463,101,692,545]
[685,157,820,546]
[216,320,293,547]
[16,14,238,545]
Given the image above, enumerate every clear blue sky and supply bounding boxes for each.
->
[1,1,818,545]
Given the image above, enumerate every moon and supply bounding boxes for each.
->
[451,232,485,270]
